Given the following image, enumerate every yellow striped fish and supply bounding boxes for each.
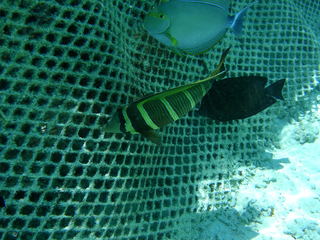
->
[105,48,230,144]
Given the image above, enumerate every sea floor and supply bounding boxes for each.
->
[235,118,320,240]
[224,107,320,240]
[173,104,320,240]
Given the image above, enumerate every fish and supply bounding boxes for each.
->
[143,0,257,54]
[104,48,230,144]
[198,76,286,121]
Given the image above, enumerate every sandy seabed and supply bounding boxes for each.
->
[173,103,320,240]
[225,105,320,240]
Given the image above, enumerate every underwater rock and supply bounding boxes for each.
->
[294,121,319,144]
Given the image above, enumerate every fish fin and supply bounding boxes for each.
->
[140,130,162,145]
[209,47,231,79]
[165,32,178,47]
[194,47,230,84]
[134,92,154,102]
[265,79,286,100]
[230,1,258,36]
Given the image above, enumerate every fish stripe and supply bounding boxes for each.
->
[186,85,201,102]
[125,79,214,133]
[160,98,180,121]
[126,103,154,133]
[183,90,196,108]
[142,99,174,128]
[165,91,192,118]
[122,107,136,133]
[201,83,207,96]
[186,84,207,104]
[135,74,216,106]
[137,103,159,130]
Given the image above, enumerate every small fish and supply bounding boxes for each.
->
[104,48,230,144]
[198,76,286,121]
[144,0,256,54]
[0,195,5,208]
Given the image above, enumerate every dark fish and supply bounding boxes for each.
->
[0,195,5,208]
[198,76,285,121]
[104,48,230,144]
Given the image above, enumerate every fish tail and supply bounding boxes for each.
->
[230,1,259,36]
[265,79,286,100]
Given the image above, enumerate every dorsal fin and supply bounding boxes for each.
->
[195,47,231,84]
[133,92,154,102]
[209,47,230,78]
[134,47,231,104]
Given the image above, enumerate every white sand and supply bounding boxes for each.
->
[174,104,320,240]
[234,107,320,240]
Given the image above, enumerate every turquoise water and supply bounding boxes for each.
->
[0,1,319,240]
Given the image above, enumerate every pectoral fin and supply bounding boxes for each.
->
[165,32,178,47]
[140,130,162,145]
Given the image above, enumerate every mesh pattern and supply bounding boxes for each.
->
[0,0,319,240]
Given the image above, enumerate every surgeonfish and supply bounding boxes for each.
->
[143,0,256,54]
[105,48,230,144]
[198,76,286,121]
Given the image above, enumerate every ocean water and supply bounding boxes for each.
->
[0,1,319,240]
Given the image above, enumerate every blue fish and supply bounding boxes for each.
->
[144,0,257,54]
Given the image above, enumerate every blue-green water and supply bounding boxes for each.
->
[0,0,319,240]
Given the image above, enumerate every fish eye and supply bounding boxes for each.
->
[159,14,165,19]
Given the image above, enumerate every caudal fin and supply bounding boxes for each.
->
[230,1,259,36]
[265,79,286,100]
